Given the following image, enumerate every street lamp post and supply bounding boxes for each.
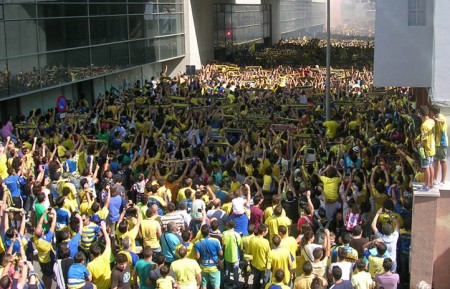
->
[325,0,331,120]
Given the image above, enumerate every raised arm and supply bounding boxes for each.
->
[371,207,382,234]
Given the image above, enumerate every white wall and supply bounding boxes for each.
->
[431,0,450,105]
[374,0,433,87]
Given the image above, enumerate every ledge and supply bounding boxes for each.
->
[412,183,441,198]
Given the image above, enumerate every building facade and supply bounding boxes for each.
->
[0,0,324,116]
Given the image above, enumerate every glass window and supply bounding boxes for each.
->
[145,39,157,63]
[89,4,127,16]
[0,5,4,21]
[8,55,39,94]
[90,16,128,45]
[66,48,91,81]
[38,18,89,51]
[65,4,88,17]
[128,4,146,14]
[110,42,129,68]
[37,4,65,18]
[128,15,145,39]
[408,0,426,26]
[130,40,145,66]
[91,45,111,69]
[6,20,38,57]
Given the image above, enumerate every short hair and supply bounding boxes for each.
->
[356,258,366,271]
[116,253,128,264]
[0,275,11,288]
[143,247,153,258]
[381,223,394,236]
[338,247,347,260]
[118,220,128,234]
[181,231,191,242]
[303,261,313,275]
[160,265,170,277]
[332,265,343,280]
[274,269,284,283]
[310,277,323,289]
[74,252,85,263]
[272,235,281,247]
[167,202,176,212]
[376,242,387,256]
[341,232,351,244]
[154,252,166,265]
[247,224,255,234]
[57,243,71,259]
[258,224,268,235]
[274,204,283,216]
[122,236,132,249]
[419,105,429,117]
[210,219,219,231]
[312,247,324,260]
[382,258,393,271]
[352,225,362,236]
[90,243,103,258]
[253,195,262,204]
[200,224,210,237]
[278,225,287,236]
[178,246,187,258]
[167,222,176,233]
[227,219,236,229]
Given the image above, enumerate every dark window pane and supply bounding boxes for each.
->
[110,42,129,68]
[37,4,64,18]
[145,39,156,63]
[89,4,127,16]
[38,18,89,51]
[128,15,145,39]
[128,4,145,14]
[90,16,128,45]
[65,4,88,17]
[0,22,6,58]
[92,45,111,70]
[130,40,145,66]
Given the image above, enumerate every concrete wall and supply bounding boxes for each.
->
[431,0,450,105]
[374,0,433,87]
[433,188,450,289]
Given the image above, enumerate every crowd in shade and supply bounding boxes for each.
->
[0,41,445,289]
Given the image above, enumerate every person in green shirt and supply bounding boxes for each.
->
[133,246,155,289]
[223,219,242,289]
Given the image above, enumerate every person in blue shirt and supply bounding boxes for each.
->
[161,222,181,266]
[60,213,83,259]
[194,224,223,289]
[4,209,27,255]
[55,196,71,232]
[4,167,22,208]
[67,251,94,289]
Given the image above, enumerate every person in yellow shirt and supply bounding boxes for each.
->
[265,205,291,246]
[169,246,202,288]
[34,207,57,289]
[156,265,177,289]
[116,204,141,253]
[249,224,270,288]
[418,105,435,191]
[267,235,294,285]
[323,119,339,140]
[318,165,342,203]
[87,221,112,289]
[278,225,298,270]
[430,106,448,186]
[369,166,390,210]
[140,205,162,253]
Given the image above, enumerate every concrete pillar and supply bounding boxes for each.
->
[410,189,440,288]
[266,0,280,45]
[432,188,450,289]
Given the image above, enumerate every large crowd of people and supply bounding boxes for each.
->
[0,51,444,289]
